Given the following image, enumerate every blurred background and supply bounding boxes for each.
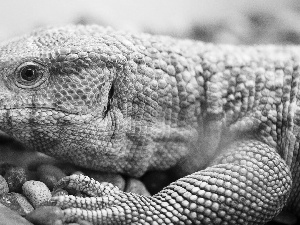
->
[1,0,300,45]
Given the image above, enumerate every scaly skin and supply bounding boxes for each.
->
[0,25,299,224]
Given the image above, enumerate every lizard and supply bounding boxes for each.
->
[0,24,299,224]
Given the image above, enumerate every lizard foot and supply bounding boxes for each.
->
[50,174,166,224]
[50,139,293,225]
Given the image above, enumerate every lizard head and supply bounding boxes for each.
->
[0,25,198,176]
[0,25,149,175]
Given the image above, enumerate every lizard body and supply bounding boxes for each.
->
[0,25,299,224]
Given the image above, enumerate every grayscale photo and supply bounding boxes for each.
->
[0,0,299,224]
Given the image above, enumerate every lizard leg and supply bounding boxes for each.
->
[51,139,292,224]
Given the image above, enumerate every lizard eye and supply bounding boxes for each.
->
[20,66,38,81]
[15,62,49,89]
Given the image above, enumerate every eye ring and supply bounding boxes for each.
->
[15,62,49,89]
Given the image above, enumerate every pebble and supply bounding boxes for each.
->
[0,202,33,225]
[4,166,27,192]
[37,164,66,190]
[38,175,58,191]
[22,181,51,208]
[0,192,34,216]
[26,206,64,225]
[0,175,9,195]
[125,178,151,196]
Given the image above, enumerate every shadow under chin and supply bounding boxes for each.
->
[0,130,26,151]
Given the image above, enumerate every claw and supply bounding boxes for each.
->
[49,174,155,224]
[54,174,120,197]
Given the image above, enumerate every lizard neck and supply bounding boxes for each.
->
[197,43,300,168]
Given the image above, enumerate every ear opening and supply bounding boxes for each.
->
[104,83,114,117]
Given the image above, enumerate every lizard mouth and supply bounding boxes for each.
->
[0,107,99,134]
[0,106,92,116]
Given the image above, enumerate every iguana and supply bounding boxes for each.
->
[0,25,299,224]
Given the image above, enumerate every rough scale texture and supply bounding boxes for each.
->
[0,25,299,224]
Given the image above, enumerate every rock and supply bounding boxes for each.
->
[37,164,66,190]
[22,181,51,208]
[26,206,64,225]
[125,178,151,196]
[0,192,34,216]
[87,172,125,191]
[4,166,27,193]
[0,175,9,195]
[13,193,34,215]
[39,175,58,191]
[0,202,33,225]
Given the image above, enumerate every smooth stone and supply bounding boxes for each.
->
[37,164,66,190]
[4,166,27,193]
[0,192,34,216]
[0,202,33,225]
[125,178,151,196]
[26,206,64,225]
[0,175,9,195]
[22,181,51,208]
